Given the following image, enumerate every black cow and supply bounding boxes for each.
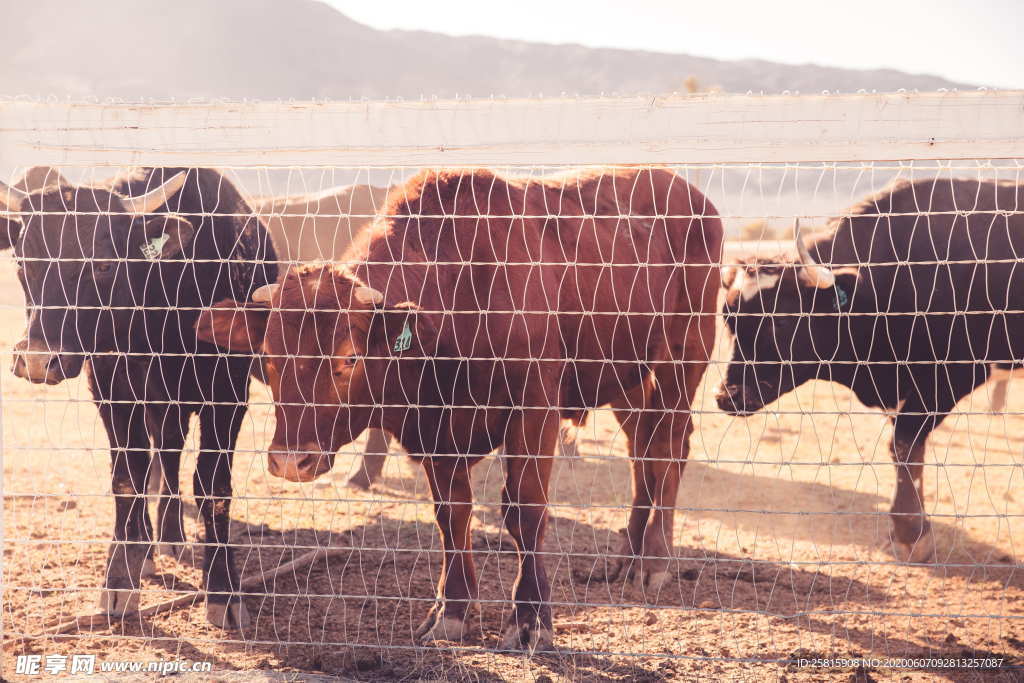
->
[0,167,277,628]
[716,178,1024,563]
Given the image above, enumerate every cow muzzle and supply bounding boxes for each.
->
[11,339,83,385]
[267,442,335,482]
[715,381,765,416]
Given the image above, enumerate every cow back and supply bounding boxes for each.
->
[355,167,721,442]
[813,177,1024,363]
[254,184,390,266]
[112,167,278,354]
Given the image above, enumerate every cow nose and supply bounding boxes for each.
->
[12,343,69,385]
[715,383,738,410]
[715,382,759,416]
[267,442,333,482]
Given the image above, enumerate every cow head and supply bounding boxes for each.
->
[716,221,860,415]
[0,173,192,384]
[195,267,430,482]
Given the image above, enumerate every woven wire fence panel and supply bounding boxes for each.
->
[0,95,1022,680]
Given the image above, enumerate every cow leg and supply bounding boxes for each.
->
[97,401,155,615]
[596,385,654,584]
[494,423,577,459]
[414,457,477,643]
[634,383,697,595]
[888,369,976,563]
[498,407,559,652]
[888,402,940,564]
[196,404,249,630]
[609,303,710,594]
[346,428,389,490]
[146,407,191,560]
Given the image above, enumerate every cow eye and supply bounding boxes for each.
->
[94,262,113,273]
[335,355,359,373]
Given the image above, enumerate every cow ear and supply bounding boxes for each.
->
[367,302,435,355]
[0,217,22,251]
[196,299,269,352]
[143,215,195,259]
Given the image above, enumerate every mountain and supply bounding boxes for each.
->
[0,0,974,100]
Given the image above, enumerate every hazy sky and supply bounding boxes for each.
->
[329,0,1022,89]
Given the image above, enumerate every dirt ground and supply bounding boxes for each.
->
[0,256,1022,682]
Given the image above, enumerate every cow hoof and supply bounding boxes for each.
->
[99,587,140,616]
[206,600,251,631]
[415,614,467,643]
[499,622,554,653]
[140,556,157,578]
[891,531,936,564]
[642,569,672,594]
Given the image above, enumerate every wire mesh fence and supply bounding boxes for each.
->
[0,94,1022,680]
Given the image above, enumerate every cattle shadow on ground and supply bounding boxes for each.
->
[445,450,1021,589]
[68,512,698,679]
[18,456,1020,680]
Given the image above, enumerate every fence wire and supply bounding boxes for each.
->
[1,153,1022,679]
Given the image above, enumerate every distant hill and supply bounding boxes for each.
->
[0,0,975,100]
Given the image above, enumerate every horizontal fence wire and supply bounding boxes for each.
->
[2,96,1024,679]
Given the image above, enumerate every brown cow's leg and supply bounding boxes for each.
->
[415,457,478,643]
[634,402,693,595]
[346,428,389,490]
[617,321,711,596]
[498,407,559,652]
[596,384,654,584]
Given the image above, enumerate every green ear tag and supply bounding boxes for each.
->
[141,233,170,260]
[393,320,413,353]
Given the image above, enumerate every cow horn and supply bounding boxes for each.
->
[354,286,384,306]
[0,181,29,212]
[794,219,835,289]
[251,283,279,303]
[120,171,187,214]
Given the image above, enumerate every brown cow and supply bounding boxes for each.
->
[254,181,581,485]
[13,166,70,191]
[253,184,394,488]
[197,167,722,650]
[252,183,392,264]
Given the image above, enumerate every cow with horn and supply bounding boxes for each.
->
[0,167,277,629]
[195,167,722,651]
[716,178,1024,563]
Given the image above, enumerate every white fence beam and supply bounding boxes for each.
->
[1,91,1022,170]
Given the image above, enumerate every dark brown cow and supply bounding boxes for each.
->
[197,167,722,650]
[716,178,1024,563]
